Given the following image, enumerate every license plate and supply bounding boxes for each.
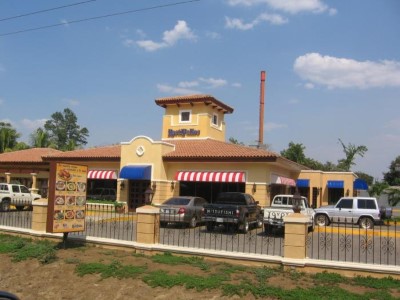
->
[216,218,224,223]
[163,209,172,214]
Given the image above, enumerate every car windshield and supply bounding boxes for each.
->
[163,198,191,205]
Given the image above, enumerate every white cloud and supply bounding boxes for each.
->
[199,77,228,88]
[294,53,400,89]
[206,31,221,39]
[157,84,200,95]
[265,122,287,131]
[385,119,400,131]
[158,76,231,94]
[21,118,47,130]
[227,0,335,15]
[178,81,199,88]
[60,19,70,27]
[123,39,135,47]
[0,98,4,105]
[232,82,242,88]
[304,82,315,89]
[225,13,287,30]
[136,20,196,52]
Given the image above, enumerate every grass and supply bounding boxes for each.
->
[1,234,399,299]
[0,234,57,264]
[150,251,210,271]
[75,260,147,279]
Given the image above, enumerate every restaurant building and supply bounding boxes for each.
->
[0,94,365,210]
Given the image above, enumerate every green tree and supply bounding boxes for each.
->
[280,142,306,164]
[228,137,244,145]
[30,127,54,148]
[369,180,389,197]
[337,138,368,171]
[0,122,21,153]
[44,108,89,151]
[385,187,400,206]
[383,155,400,186]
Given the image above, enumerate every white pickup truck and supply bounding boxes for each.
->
[263,194,315,233]
[0,183,41,211]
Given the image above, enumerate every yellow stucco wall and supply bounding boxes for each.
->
[298,170,357,206]
[160,103,226,141]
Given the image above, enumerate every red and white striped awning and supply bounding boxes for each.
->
[271,174,296,186]
[87,170,117,180]
[175,171,246,183]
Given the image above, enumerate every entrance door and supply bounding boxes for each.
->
[128,180,150,211]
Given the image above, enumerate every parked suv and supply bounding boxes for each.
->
[0,183,41,211]
[314,197,382,229]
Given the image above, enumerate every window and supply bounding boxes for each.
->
[12,185,20,193]
[0,185,8,192]
[358,199,377,209]
[336,198,353,209]
[180,110,191,123]
[212,113,218,126]
[20,186,30,193]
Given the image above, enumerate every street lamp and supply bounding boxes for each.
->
[292,190,302,213]
[144,185,155,205]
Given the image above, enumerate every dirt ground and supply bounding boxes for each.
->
[0,243,397,300]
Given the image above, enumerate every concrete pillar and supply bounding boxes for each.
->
[5,172,11,184]
[30,173,39,194]
[283,213,309,259]
[32,199,48,232]
[135,205,160,244]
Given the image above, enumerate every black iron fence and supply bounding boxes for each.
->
[307,219,399,266]
[159,214,284,256]
[1,202,399,267]
[0,199,32,229]
[69,204,137,241]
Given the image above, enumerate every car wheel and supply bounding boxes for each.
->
[0,201,11,212]
[359,217,374,229]
[206,222,214,232]
[189,216,197,228]
[241,219,249,234]
[315,214,329,227]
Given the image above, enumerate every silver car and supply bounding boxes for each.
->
[159,196,208,228]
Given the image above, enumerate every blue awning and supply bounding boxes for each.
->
[327,180,344,189]
[354,179,368,190]
[296,179,310,188]
[120,165,151,180]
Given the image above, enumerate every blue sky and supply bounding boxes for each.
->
[0,0,399,180]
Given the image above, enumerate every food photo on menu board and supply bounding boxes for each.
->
[49,163,88,233]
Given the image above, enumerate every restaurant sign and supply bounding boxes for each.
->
[47,162,88,233]
[168,128,200,138]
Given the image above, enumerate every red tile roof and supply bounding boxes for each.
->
[43,145,121,161]
[155,94,234,114]
[163,139,279,162]
[0,148,62,163]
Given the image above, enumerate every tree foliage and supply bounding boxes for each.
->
[228,137,244,145]
[44,108,89,151]
[0,122,21,153]
[30,128,54,148]
[280,139,368,174]
[336,139,368,171]
[383,155,400,186]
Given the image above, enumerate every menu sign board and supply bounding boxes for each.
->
[47,162,88,233]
